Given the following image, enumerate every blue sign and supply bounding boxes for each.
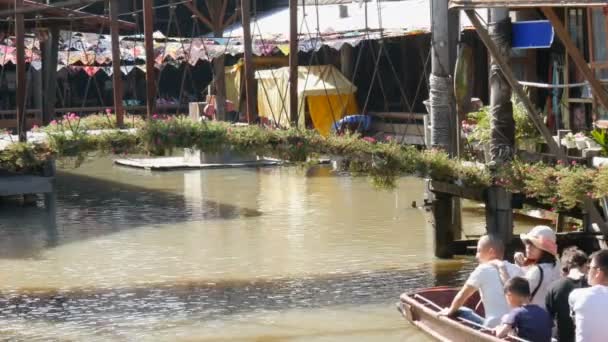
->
[512,20,554,49]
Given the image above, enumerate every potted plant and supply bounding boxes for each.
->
[561,133,577,149]
[590,128,608,166]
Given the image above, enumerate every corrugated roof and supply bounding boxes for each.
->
[449,0,608,8]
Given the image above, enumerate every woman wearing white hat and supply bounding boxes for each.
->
[514,225,562,309]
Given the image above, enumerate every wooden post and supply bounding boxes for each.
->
[15,0,26,141]
[143,0,156,119]
[542,7,608,112]
[109,0,124,126]
[465,10,565,161]
[241,0,255,123]
[42,26,59,125]
[485,186,513,243]
[432,192,455,259]
[289,0,298,125]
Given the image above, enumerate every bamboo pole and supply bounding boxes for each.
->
[143,0,155,119]
[109,0,124,126]
[289,0,298,124]
[15,0,26,142]
[241,0,255,123]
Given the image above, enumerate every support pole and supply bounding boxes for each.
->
[109,0,124,126]
[465,10,565,161]
[15,0,26,142]
[541,7,608,112]
[42,26,59,125]
[488,9,515,164]
[429,0,452,151]
[143,0,156,119]
[289,0,298,125]
[485,186,513,243]
[241,0,255,123]
[340,44,354,81]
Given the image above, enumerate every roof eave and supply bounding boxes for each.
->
[449,0,608,9]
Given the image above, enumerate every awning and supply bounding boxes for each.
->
[449,0,608,9]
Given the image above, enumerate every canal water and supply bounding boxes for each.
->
[0,158,491,341]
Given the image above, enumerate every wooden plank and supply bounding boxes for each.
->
[289,0,298,124]
[109,0,124,127]
[15,0,26,142]
[542,7,608,113]
[143,0,155,119]
[465,10,565,161]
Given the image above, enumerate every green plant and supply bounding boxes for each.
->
[590,128,608,156]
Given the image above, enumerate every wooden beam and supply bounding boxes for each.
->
[289,0,298,124]
[183,1,214,31]
[143,0,155,119]
[241,0,255,123]
[109,0,124,126]
[465,10,564,160]
[15,0,26,142]
[541,7,608,112]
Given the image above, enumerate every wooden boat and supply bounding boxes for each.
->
[397,287,529,342]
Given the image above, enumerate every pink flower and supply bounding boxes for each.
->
[571,160,578,166]
[50,120,57,126]
[385,135,394,142]
[105,108,112,115]
[32,124,39,130]
[152,114,159,120]
[362,136,377,144]
[587,192,594,198]
[557,160,564,165]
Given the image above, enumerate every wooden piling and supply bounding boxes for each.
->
[485,186,513,244]
[288,0,298,124]
[42,26,59,125]
[432,192,455,259]
[241,0,255,123]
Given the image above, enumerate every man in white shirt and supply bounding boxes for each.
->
[439,235,523,328]
[569,249,608,342]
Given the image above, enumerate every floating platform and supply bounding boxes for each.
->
[113,157,283,171]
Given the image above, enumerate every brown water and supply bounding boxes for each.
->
[0,158,485,341]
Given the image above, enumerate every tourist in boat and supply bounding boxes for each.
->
[545,247,589,342]
[514,225,561,309]
[568,249,608,342]
[495,276,553,342]
[438,235,522,328]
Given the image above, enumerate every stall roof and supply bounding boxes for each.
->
[449,0,608,9]
[221,0,483,40]
[0,0,135,31]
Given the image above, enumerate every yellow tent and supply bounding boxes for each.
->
[255,65,359,136]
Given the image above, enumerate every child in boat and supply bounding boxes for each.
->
[495,276,552,342]
[514,225,562,310]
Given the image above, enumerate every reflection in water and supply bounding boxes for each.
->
[0,160,480,341]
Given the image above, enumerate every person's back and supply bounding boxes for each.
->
[569,249,608,342]
[467,262,522,327]
[545,247,588,342]
[569,285,608,342]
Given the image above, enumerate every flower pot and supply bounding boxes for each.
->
[575,137,588,150]
[593,157,608,168]
[587,140,601,149]
[561,138,577,149]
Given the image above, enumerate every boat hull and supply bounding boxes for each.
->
[398,287,508,342]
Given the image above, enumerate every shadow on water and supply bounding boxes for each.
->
[0,171,262,260]
[0,263,473,325]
